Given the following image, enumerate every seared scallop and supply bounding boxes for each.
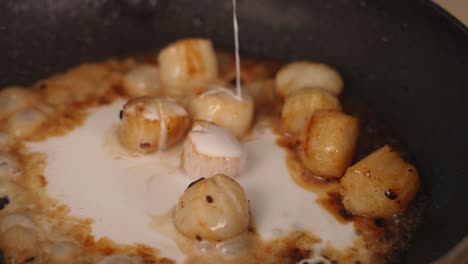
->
[0,226,43,263]
[275,61,343,97]
[340,145,420,218]
[174,174,250,241]
[0,181,25,213]
[189,87,254,137]
[281,88,341,134]
[0,86,37,120]
[45,241,82,263]
[118,96,190,154]
[0,152,22,181]
[0,132,15,150]
[158,38,218,96]
[5,107,47,138]
[297,111,359,179]
[122,65,161,97]
[97,255,139,264]
[182,121,246,179]
[37,63,116,107]
[244,79,276,107]
[0,213,39,233]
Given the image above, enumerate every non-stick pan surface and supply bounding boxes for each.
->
[0,0,467,263]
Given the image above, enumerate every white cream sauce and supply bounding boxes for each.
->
[28,100,357,263]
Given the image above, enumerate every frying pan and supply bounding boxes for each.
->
[0,0,467,263]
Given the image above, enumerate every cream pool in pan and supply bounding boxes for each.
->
[28,99,358,263]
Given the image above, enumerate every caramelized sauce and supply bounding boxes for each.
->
[267,94,424,263]
[318,193,354,224]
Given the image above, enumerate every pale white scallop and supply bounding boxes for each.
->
[182,121,246,179]
[275,61,344,97]
[123,65,161,97]
[189,86,254,137]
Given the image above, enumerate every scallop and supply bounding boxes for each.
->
[97,255,139,264]
[118,96,190,154]
[0,152,22,181]
[297,111,359,179]
[36,76,75,107]
[46,241,81,262]
[298,257,332,264]
[275,61,344,97]
[340,145,420,218]
[215,233,250,256]
[0,226,43,263]
[221,55,280,85]
[182,121,246,179]
[244,79,276,107]
[189,87,254,137]
[281,88,341,134]
[0,132,15,150]
[0,181,25,212]
[0,213,38,232]
[5,107,47,138]
[0,86,37,120]
[122,65,161,97]
[158,38,218,96]
[37,63,115,106]
[35,102,58,118]
[174,174,250,241]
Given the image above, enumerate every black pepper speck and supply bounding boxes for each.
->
[384,190,397,200]
[339,209,353,219]
[0,196,9,210]
[374,218,386,227]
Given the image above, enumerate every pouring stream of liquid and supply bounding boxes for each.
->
[232,0,242,99]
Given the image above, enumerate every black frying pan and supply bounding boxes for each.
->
[0,0,467,263]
